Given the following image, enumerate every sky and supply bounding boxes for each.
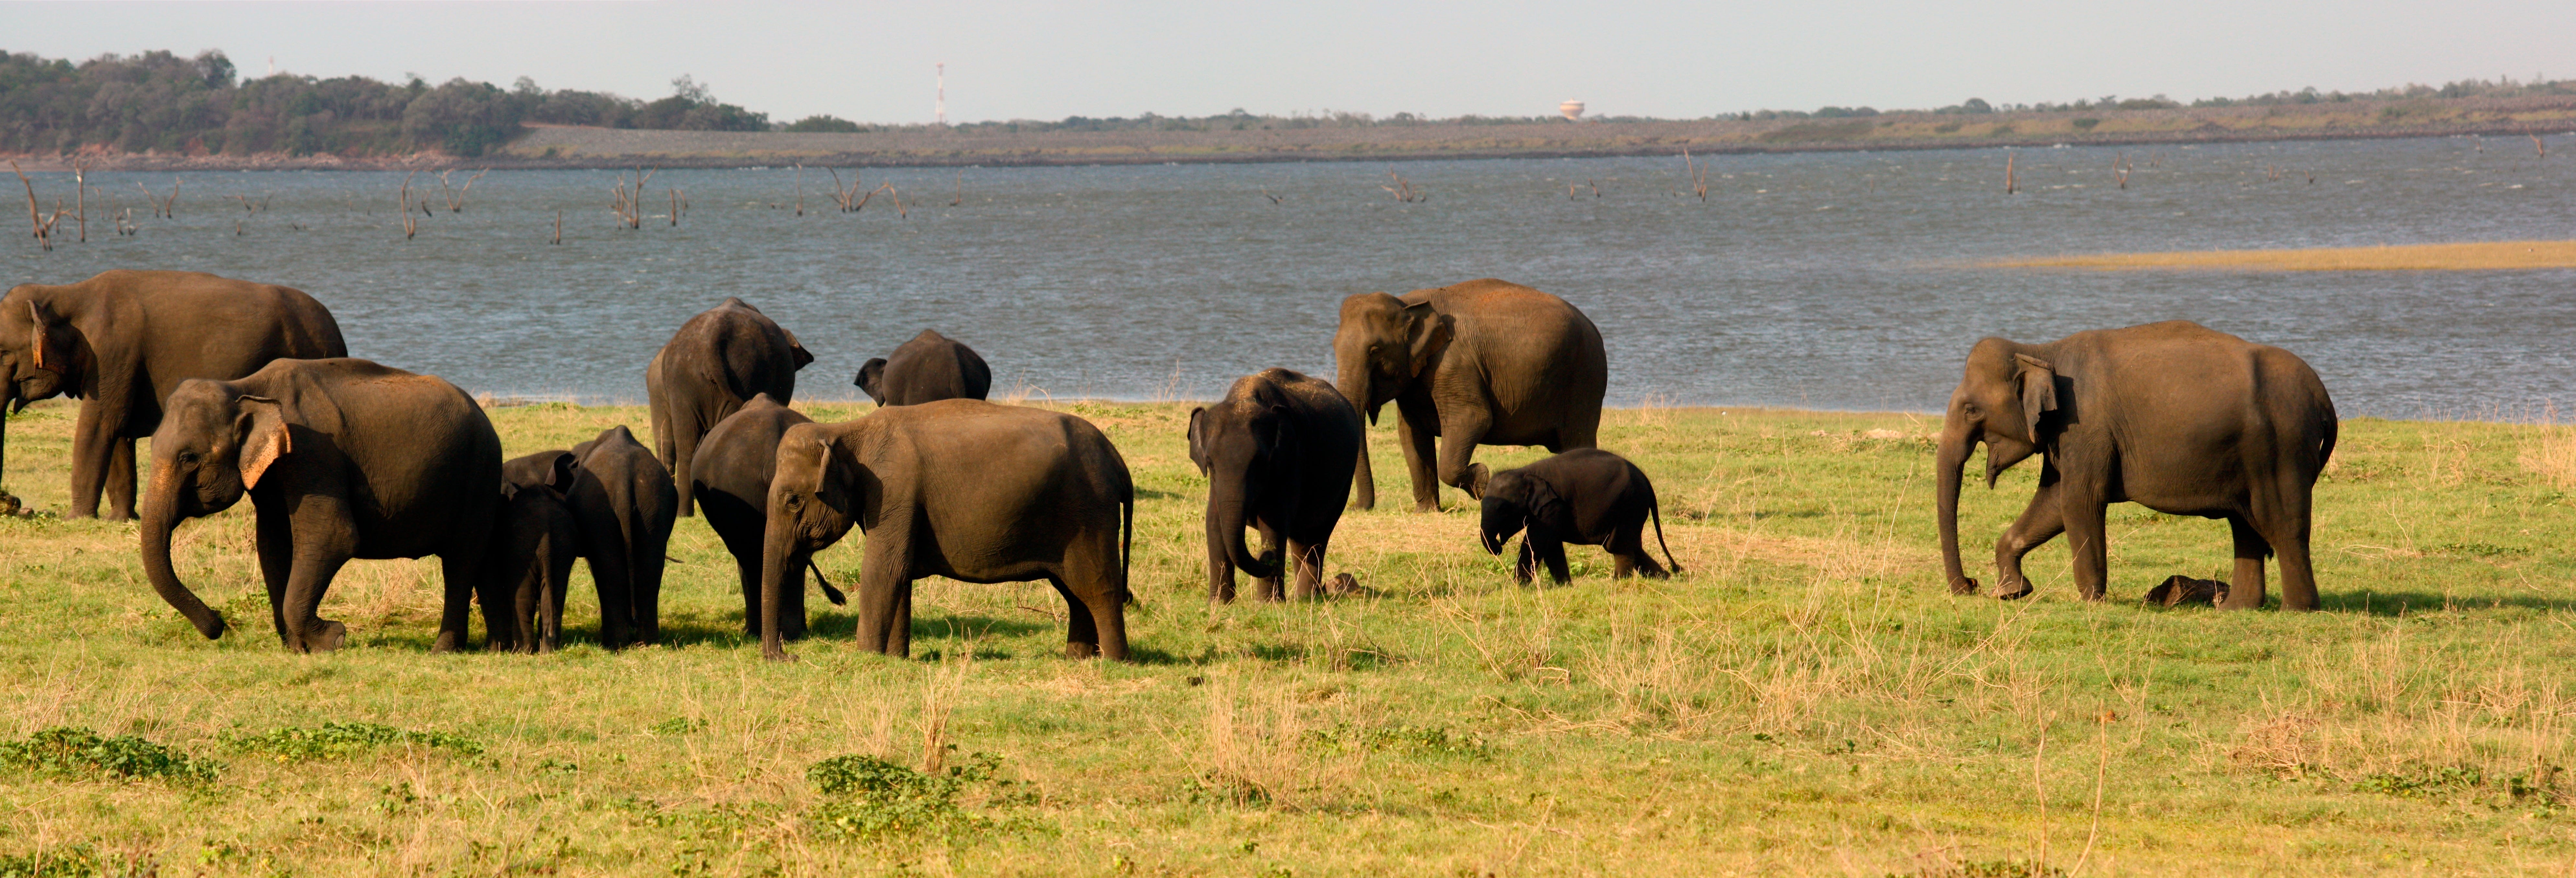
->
[3,1,2570,123]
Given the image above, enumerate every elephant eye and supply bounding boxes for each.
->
[177,451,200,465]
[782,494,803,508]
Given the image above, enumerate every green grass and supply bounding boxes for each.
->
[0,398,2572,874]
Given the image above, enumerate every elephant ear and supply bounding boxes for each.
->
[1266,404,1295,463]
[2013,353,2059,441]
[1404,302,1453,377]
[783,329,815,370]
[855,358,888,405]
[234,395,294,490]
[24,300,67,375]
[1184,406,1213,474]
[546,451,579,495]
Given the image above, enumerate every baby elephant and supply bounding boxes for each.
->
[855,329,991,406]
[1479,449,1680,586]
[486,451,582,653]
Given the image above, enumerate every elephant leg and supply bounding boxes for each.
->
[1992,480,2066,600]
[1559,405,1602,451]
[1055,578,1099,658]
[890,579,914,658]
[1396,412,1441,513]
[275,508,356,654]
[2269,521,2320,612]
[1616,519,1669,579]
[444,535,500,652]
[1287,537,1326,600]
[255,505,296,644]
[669,418,702,518]
[66,402,115,519]
[1536,535,1572,586]
[1205,523,1237,604]
[586,549,633,650]
[1253,520,1286,602]
[2223,516,2270,610]
[1434,408,1494,500]
[1514,537,1539,586]
[1350,437,1377,511]
[2061,487,2112,601]
[736,553,764,638]
[631,539,667,646]
[1612,550,1635,580]
[105,437,139,520]
[854,539,912,656]
[784,561,811,641]
[509,567,540,655]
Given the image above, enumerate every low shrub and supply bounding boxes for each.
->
[0,727,220,784]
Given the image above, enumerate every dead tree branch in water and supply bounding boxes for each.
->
[669,188,681,227]
[1683,148,1710,201]
[1260,187,1282,205]
[70,159,88,242]
[135,176,180,218]
[11,161,62,251]
[398,170,419,240]
[439,168,489,212]
[609,168,654,229]
[794,165,806,216]
[887,183,907,219]
[1381,167,1427,202]
[2536,134,2549,158]
[552,209,563,245]
[827,168,868,212]
[951,169,963,207]
[2004,153,2017,194]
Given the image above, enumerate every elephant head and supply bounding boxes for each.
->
[759,423,866,660]
[1477,467,1556,556]
[502,450,578,501]
[1936,339,2059,594]
[854,358,889,405]
[138,380,296,640]
[1331,293,1453,424]
[1186,399,1288,579]
[0,296,79,491]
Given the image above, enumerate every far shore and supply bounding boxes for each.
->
[5,94,2572,172]
[1987,239,2576,271]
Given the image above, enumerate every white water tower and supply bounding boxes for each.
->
[1559,100,1585,122]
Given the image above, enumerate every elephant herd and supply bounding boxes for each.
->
[0,268,2346,659]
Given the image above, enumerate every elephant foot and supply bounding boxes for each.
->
[1993,576,2034,601]
[1949,576,1982,596]
[1064,641,1101,660]
[302,620,349,653]
[1411,500,1439,514]
[432,629,464,653]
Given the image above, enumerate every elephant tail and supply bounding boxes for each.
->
[1649,501,1681,575]
[1119,488,1135,606]
[806,558,848,606]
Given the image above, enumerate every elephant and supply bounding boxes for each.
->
[691,393,847,641]
[759,399,1134,662]
[1186,368,1362,602]
[1478,449,1680,586]
[0,270,345,519]
[140,358,502,653]
[487,451,580,653]
[646,297,812,516]
[1936,320,2338,610]
[567,426,679,648]
[855,329,991,406]
[1334,278,1607,512]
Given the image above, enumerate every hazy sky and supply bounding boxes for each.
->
[4,1,2569,123]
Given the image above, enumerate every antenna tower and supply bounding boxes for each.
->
[935,63,946,125]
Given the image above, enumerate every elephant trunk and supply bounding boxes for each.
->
[139,473,226,639]
[1935,421,1978,595]
[1208,481,1275,579]
[1335,366,1377,510]
[759,515,802,662]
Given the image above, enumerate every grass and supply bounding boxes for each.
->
[0,397,2572,874]
[1986,239,2576,271]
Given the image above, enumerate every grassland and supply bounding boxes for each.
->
[1990,240,2576,272]
[0,398,2572,875]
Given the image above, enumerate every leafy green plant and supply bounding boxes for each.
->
[1302,724,1491,759]
[0,846,101,878]
[0,727,220,784]
[223,722,483,761]
[805,752,1032,841]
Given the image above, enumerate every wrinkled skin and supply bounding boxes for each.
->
[139,358,501,653]
[1479,449,1680,586]
[486,451,579,653]
[1936,321,2338,610]
[1186,369,1362,602]
[0,270,344,519]
[568,426,678,648]
[646,298,812,517]
[1334,278,1607,512]
[691,393,847,640]
[760,400,1133,662]
[855,329,991,406]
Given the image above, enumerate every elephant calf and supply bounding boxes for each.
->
[568,427,678,648]
[486,451,581,654]
[855,329,991,406]
[1187,368,1362,602]
[692,393,845,641]
[760,399,1133,662]
[1479,449,1680,586]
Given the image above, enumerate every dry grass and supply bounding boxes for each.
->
[1985,238,2576,271]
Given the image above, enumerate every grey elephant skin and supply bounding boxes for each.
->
[1186,368,1362,602]
[0,270,345,519]
[1935,321,2337,610]
[488,451,581,653]
[140,358,502,653]
[855,330,991,406]
[567,426,679,648]
[759,399,1134,662]
[1334,278,1607,512]
[690,393,846,641]
[646,298,812,517]
[1479,449,1680,586]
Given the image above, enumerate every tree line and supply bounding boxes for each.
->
[0,50,771,158]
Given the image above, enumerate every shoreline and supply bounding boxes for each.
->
[6,97,2572,172]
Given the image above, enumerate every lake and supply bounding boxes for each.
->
[8,136,2572,418]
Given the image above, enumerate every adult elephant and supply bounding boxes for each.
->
[691,393,845,641]
[140,358,502,653]
[567,426,678,648]
[1936,321,2337,610]
[759,399,1133,662]
[855,329,991,406]
[0,270,345,519]
[1333,279,1607,511]
[1186,368,1362,602]
[646,298,812,516]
